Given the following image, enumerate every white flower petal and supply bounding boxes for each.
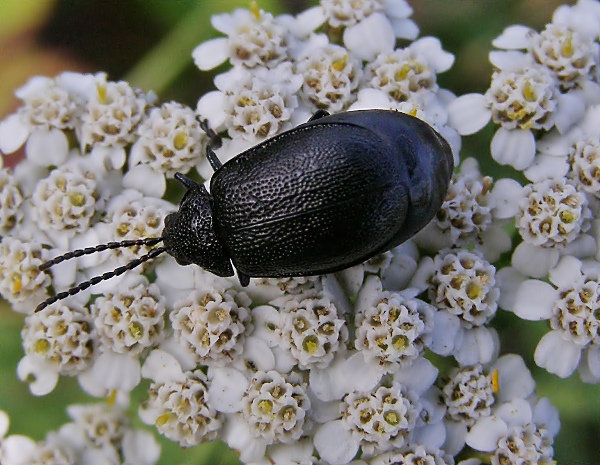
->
[343,13,394,61]
[489,178,524,219]
[466,416,508,452]
[513,279,557,320]
[56,71,99,98]
[579,104,600,137]
[210,11,238,34]
[47,254,78,290]
[336,265,365,296]
[385,0,413,18]
[581,257,600,276]
[492,25,536,49]
[536,129,573,156]
[511,242,559,279]
[389,17,419,40]
[548,255,582,289]
[428,311,460,356]
[488,50,529,70]
[269,439,315,464]
[273,346,298,373]
[412,37,454,73]
[97,145,126,170]
[355,274,384,313]
[158,335,198,371]
[192,37,230,71]
[413,222,452,254]
[496,267,527,311]
[306,392,342,423]
[310,352,384,401]
[314,420,359,465]
[82,351,141,393]
[0,410,8,437]
[141,349,185,383]
[479,227,512,263]
[122,430,161,465]
[454,327,497,366]
[394,357,438,393]
[580,81,600,107]
[155,256,199,290]
[553,3,600,39]
[412,421,446,449]
[250,305,282,346]
[523,154,569,182]
[294,7,326,36]
[343,352,386,393]
[13,159,47,196]
[224,414,268,463]
[491,128,535,171]
[26,128,69,166]
[17,355,59,396]
[2,434,37,464]
[444,420,468,456]
[207,367,249,413]
[382,252,418,291]
[446,94,491,135]
[584,345,600,380]
[408,256,435,293]
[0,114,29,154]
[123,164,166,198]
[196,90,228,130]
[534,331,581,377]
[233,336,275,372]
[349,88,396,111]
[322,274,354,316]
[533,397,561,437]
[554,92,586,134]
[15,76,54,98]
[494,354,535,402]
[495,398,532,426]
[562,234,596,260]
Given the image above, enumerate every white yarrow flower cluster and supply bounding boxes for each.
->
[0,1,578,464]
[448,0,600,171]
[0,403,159,465]
[441,0,600,386]
[170,288,252,365]
[415,158,512,262]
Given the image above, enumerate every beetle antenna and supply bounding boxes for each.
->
[39,237,163,271]
[35,245,167,313]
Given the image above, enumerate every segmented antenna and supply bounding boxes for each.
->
[35,238,166,313]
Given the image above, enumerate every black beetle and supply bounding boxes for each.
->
[35,109,453,312]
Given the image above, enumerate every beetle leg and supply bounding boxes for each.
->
[206,146,223,171]
[198,118,223,149]
[307,110,330,122]
[198,118,224,171]
[174,172,201,189]
[237,269,250,287]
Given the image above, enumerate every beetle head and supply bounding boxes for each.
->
[162,173,234,277]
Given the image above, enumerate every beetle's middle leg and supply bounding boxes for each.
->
[198,118,223,171]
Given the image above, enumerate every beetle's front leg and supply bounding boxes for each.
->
[198,118,224,171]
[205,145,223,171]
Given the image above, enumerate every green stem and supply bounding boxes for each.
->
[125,3,204,92]
[125,0,283,94]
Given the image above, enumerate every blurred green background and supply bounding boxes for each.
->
[0,1,599,464]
